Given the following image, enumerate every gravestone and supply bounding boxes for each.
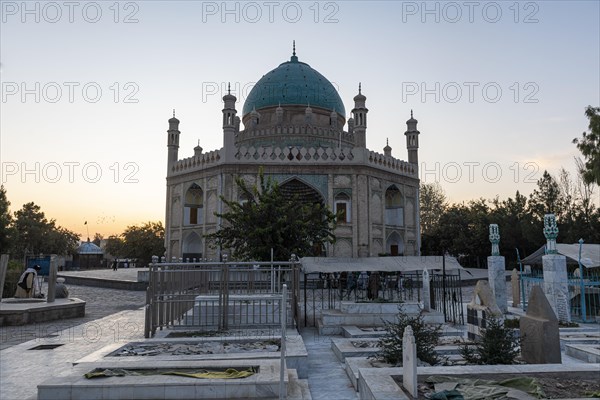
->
[541,214,571,322]
[467,280,502,340]
[402,325,418,399]
[511,268,520,307]
[422,269,431,312]
[520,285,561,364]
[47,257,58,303]
[487,224,507,313]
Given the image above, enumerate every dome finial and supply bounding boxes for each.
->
[411,109,413,118]
[387,138,389,146]
[227,82,231,95]
[173,109,175,118]
[293,40,296,56]
[358,82,362,95]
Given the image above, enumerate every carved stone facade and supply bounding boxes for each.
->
[164,49,421,260]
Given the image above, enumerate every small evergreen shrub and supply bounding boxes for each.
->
[373,304,442,366]
[459,317,520,365]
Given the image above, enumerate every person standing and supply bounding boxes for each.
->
[15,265,41,298]
[112,259,118,271]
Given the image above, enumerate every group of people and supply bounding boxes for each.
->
[14,264,69,299]
[322,271,414,301]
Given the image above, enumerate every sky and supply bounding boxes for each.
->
[1,0,599,240]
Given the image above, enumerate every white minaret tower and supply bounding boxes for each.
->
[405,110,420,165]
[222,83,237,159]
[167,110,180,175]
[352,83,368,148]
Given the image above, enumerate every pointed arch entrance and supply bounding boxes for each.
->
[182,231,202,260]
[386,231,404,256]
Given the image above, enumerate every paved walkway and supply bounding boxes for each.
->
[300,328,358,400]
[0,307,146,400]
[1,281,146,349]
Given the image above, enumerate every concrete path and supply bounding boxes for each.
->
[0,307,145,400]
[1,281,146,349]
[300,327,358,400]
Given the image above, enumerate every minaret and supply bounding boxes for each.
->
[351,83,368,147]
[167,110,180,175]
[222,83,237,151]
[194,139,203,157]
[405,110,420,164]
[384,138,392,157]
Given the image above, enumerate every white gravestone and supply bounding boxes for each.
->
[422,269,431,312]
[402,325,418,398]
[487,224,507,313]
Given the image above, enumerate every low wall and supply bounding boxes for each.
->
[0,298,86,326]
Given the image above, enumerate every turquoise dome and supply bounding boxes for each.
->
[242,54,346,118]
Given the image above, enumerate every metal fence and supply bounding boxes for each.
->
[521,268,600,322]
[303,271,423,327]
[431,271,465,325]
[144,259,300,338]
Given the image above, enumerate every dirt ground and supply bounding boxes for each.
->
[407,372,600,399]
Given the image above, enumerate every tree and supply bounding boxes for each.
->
[573,106,600,186]
[104,235,125,259]
[420,182,447,236]
[459,318,520,365]
[374,305,443,366]
[206,172,336,261]
[118,222,164,266]
[12,202,79,259]
[92,233,103,247]
[528,170,565,221]
[0,185,14,253]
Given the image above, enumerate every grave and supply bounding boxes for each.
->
[466,280,502,340]
[318,301,443,335]
[520,285,561,364]
[511,268,520,307]
[37,359,287,400]
[75,330,309,379]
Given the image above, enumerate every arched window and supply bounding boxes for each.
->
[385,185,404,226]
[184,184,203,225]
[334,192,351,224]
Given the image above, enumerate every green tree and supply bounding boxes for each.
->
[459,318,520,365]
[206,172,336,261]
[528,170,565,221]
[0,185,15,253]
[119,222,165,266]
[375,305,443,366]
[491,191,541,264]
[12,202,79,258]
[104,235,125,259]
[92,233,103,247]
[573,106,600,186]
[420,182,447,236]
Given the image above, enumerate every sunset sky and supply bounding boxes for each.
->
[1,1,599,240]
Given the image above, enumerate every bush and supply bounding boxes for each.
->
[373,304,442,366]
[2,260,24,298]
[459,317,520,365]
